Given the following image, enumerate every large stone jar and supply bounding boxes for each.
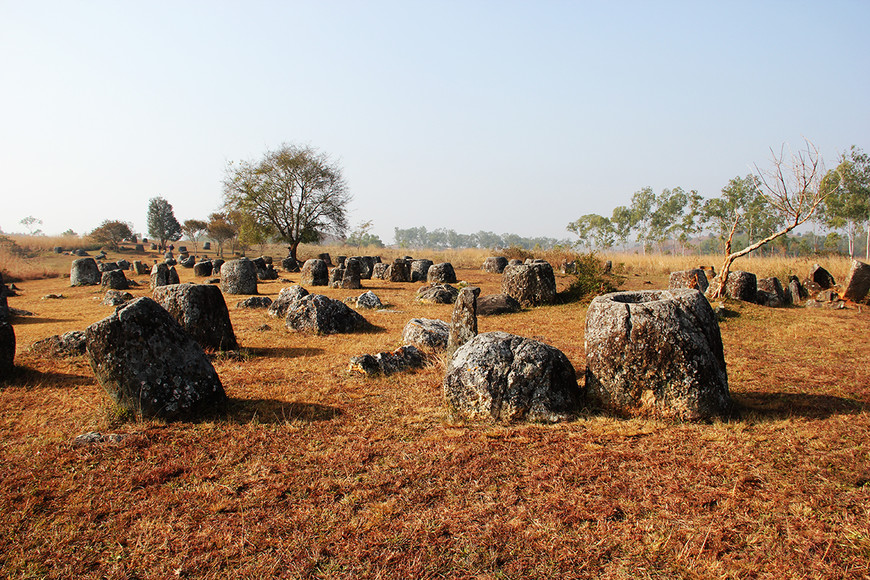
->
[585,289,731,421]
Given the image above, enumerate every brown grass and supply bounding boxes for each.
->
[1,248,869,579]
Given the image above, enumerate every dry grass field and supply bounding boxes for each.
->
[1,245,868,579]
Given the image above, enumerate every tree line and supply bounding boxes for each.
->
[392,227,568,251]
[567,145,870,260]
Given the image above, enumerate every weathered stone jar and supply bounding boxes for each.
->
[585,288,731,421]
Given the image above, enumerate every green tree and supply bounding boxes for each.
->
[19,216,43,236]
[567,214,614,250]
[207,213,237,259]
[629,187,656,253]
[181,219,208,256]
[610,206,633,251]
[89,220,133,250]
[346,220,384,249]
[147,197,182,251]
[223,143,350,264]
[820,146,870,259]
[709,140,830,299]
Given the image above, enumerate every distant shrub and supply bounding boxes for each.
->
[561,252,624,303]
[502,246,535,262]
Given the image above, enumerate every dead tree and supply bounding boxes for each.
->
[708,140,830,299]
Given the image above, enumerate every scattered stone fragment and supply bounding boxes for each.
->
[477,294,522,316]
[585,289,732,421]
[41,294,65,300]
[348,346,424,376]
[355,290,383,309]
[85,297,226,420]
[443,331,581,423]
[416,284,459,304]
[72,432,126,446]
[31,330,88,357]
[236,296,273,309]
[102,290,134,306]
[402,318,449,351]
[268,285,309,318]
[285,294,368,334]
[669,269,709,293]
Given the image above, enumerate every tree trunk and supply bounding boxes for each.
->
[289,241,300,264]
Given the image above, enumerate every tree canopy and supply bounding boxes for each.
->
[223,144,350,263]
[89,220,133,250]
[820,145,870,258]
[147,197,182,251]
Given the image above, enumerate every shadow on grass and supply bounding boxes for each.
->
[1,365,92,388]
[245,346,326,359]
[216,397,342,424]
[734,391,867,420]
[9,316,76,325]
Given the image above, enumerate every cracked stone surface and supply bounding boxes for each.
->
[585,289,731,421]
[85,297,226,420]
[444,331,581,423]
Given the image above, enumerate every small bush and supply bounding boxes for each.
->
[561,252,624,303]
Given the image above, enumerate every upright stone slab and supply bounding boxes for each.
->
[585,289,731,421]
[132,260,149,275]
[0,322,14,380]
[85,297,226,420]
[444,332,581,423]
[221,258,258,295]
[152,283,239,351]
[501,262,557,307]
[447,287,480,358]
[757,277,786,307]
[810,264,836,289]
[669,269,709,293]
[150,263,172,290]
[843,260,870,302]
[300,259,329,286]
[70,258,101,286]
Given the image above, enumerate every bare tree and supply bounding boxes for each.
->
[709,140,829,299]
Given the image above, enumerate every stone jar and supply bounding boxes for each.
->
[585,288,731,421]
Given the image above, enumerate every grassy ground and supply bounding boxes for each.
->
[1,248,868,579]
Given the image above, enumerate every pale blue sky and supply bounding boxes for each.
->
[2,1,868,244]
